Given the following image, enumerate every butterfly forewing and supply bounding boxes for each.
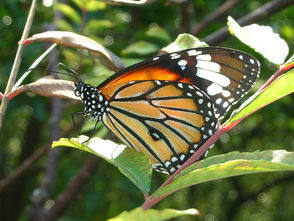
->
[99,47,260,118]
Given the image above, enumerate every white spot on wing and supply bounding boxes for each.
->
[165,161,171,167]
[207,83,223,95]
[171,157,178,162]
[170,167,176,173]
[222,90,231,97]
[196,69,230,87]
[197,54,211,61]
[196,60,221,72]
[196,91,203,97]
[178,59,187,66]
[223,101,229,108]
[228,98,235,103]
[171,53,180,59]
[188,49,202,56]
[216,98,222,104]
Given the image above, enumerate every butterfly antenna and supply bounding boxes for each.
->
[57,63,82,82]
[27,67,81,82]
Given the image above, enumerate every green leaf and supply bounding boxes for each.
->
[71,0,106,11]
[152,150,294,198]
[122,41,159,55]
[227,68,294,126]
[107,208,198,221]
[145,24,171,42]
[52,137,152,194]
[55,19,74,32]
[55,3,81,24]
[227,16,289,65]
[161,33,208,53]
[87,19,114,32]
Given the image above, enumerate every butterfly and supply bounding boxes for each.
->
[73,47,260,174]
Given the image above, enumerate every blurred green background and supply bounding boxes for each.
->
[0,0,293,220]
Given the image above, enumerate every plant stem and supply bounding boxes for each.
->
[141,62,293,209]
[0,0,37,129]
[141,126,229,209]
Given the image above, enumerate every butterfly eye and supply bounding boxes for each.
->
[74,90,80,97]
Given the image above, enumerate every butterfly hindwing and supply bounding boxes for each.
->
[101,80,219,174]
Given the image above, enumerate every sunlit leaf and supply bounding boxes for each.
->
[108,208,198,221]
[146,24,171,42]
[227,67,294,126]
[71,0,106,11]
[55,3,81,24]
[161,33,207,54]
[152,150,294,198]
[87,19,114,32]
[227,16,289,65]
[52,137,152,194]
[122,41,159,55]
[55,19,74,32]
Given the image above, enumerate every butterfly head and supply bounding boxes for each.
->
[74,82,108,120]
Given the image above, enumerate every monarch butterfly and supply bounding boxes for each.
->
[73,47,260,174]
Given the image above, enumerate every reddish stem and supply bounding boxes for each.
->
[258,63,293,93]
[141,126,229,209]
[141,64,291,209]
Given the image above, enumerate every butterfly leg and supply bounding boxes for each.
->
[69,111,87,142]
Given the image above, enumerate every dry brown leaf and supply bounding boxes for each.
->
[22,31,125,72]
[8,76,81,101]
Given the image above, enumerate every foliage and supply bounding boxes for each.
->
[0,0,293,221]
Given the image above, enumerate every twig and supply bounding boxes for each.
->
[12,43,57,91]
[192,0,243,35]
[46,156,99,221]
[98,0,156,6]
[204,0,294,45]
[179,0,191,33]
[0,119,83,193]
[0,144,49,193]
[0,0,37,129]
[29,6,65,221]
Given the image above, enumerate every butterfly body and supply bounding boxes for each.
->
[74,47,260,174]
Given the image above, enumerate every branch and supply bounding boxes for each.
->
[191,0,243,35]
[204,0,294,45]
[179,1,191,33]
[46,156,99,221]
[0,119,83,193]
[0,0,37,129]
[0,145,48,194]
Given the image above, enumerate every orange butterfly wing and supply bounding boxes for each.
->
[101,80,218,174]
